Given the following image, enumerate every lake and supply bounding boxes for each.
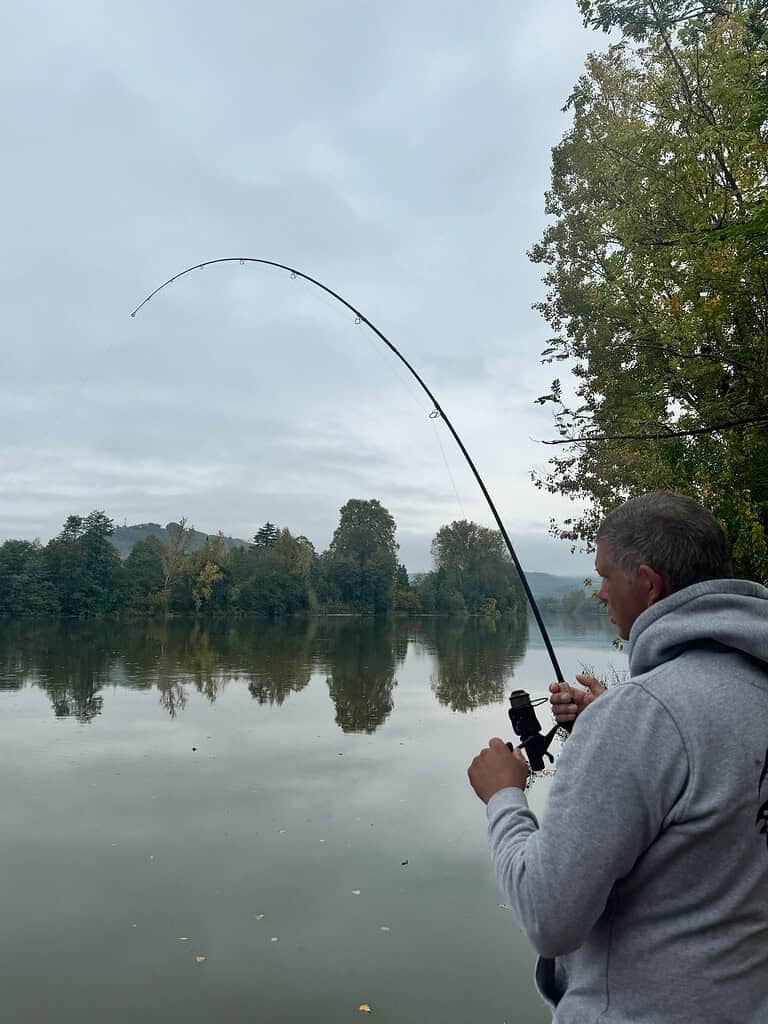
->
[0,613,620,1023]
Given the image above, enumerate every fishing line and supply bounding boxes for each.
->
[430,413,467,522]
[352,316,469,523]
[130,257,569,692]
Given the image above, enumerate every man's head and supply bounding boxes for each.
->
[594,491,731,639]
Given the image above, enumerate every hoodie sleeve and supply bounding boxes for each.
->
[487,683,690,957]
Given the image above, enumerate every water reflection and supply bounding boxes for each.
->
[0,616,530,727]
[411,615,528,711]
[318,618,407,733]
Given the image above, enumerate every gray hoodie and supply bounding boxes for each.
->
[487,579,768,1023]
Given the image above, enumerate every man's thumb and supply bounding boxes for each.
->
[575,673,606,697]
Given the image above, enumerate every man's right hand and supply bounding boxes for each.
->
[549,674,607,725]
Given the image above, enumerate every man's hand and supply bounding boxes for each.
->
[549,673,606,725]
[468,738,529,803]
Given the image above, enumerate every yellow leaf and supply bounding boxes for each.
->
[358,1005,372,1013]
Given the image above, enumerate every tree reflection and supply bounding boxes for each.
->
[0,614,529,724]
[318,618,404,733]
[245,620,315,705]
[0,621,115,722]
[0,619,317,720]
[412,615,529,712]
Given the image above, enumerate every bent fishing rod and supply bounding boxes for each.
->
[131,257,570,763]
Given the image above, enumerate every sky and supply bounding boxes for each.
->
[1,0,607,575]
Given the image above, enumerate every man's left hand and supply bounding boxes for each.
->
[468,738,530,803]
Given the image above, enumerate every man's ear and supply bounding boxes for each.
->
[636,564,669,606]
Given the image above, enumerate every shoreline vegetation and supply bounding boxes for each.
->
[0,499,546,622]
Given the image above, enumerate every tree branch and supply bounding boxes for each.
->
[538,413,768,444]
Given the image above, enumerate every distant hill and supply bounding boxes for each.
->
[526,572,589,600]
[110,522,249,559]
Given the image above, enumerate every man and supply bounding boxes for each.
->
[468,491,768,1023]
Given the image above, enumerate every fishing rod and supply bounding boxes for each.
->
[131,257,572,758]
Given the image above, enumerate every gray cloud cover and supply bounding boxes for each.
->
[1,0,603,573]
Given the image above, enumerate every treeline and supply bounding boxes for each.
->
[0,500,526,619]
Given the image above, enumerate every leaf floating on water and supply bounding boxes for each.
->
[380,926,390,932]
[254,914,265,921]
[351,890,361,895]
[195,955,207,963]
[358,1004,373,1014]
[270,937,279,943]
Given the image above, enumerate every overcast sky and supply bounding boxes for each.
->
[1,0,607,574]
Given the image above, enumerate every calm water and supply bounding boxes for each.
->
[0,614,619,1024]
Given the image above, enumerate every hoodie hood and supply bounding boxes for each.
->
[627,578,768,678]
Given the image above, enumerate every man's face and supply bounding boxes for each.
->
[594,541,657,640]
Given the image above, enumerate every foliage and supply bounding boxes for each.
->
[123,537,165,614]
[253,522,279,547]
[322,499,399,613]
[0,540,59,617]
[44,511,126,616]
[428,520,526,615]
[530,0,768,581]
[0,506,524,620]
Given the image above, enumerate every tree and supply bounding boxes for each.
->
[45,510,125,616]
[229,526,312,616]
[253,522,279,548]
[329,499,398,566]
[431,520,525,615]
[530,2,768,581]
[124,536,165,613]
[576,1,763,40]
[324,499,399,612]
[0,540,58,617]
[157,518,195,610]
[192,561,225,612]
[189,534,228,613]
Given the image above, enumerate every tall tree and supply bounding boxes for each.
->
[530,1,768,581]
[431,520,525,615]
[124,536,165,613]
[324,499,399,612]
[253,522,279,548]
[45,510,125,616]
[157,518,195,609]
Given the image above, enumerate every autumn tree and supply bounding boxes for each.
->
[156,518,195,610]
[530,0,768,580]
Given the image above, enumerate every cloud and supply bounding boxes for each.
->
[1,0,601,572]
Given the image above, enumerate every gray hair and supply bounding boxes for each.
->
[596,491,732,592]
